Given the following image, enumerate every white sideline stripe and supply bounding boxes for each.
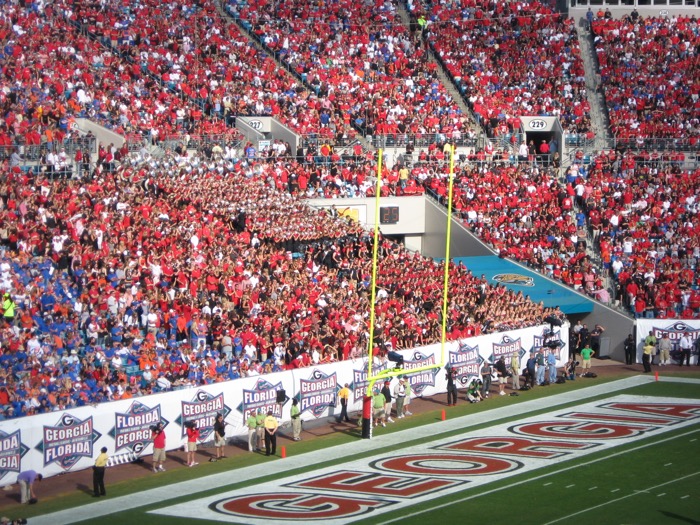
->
[542,472,700,525]
[27,375,697,525]
[380,430,700,525]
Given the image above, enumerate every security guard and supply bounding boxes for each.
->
[93,447,109,497]
[263,410,278,456]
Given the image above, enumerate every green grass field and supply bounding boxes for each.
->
[6,377,700,525]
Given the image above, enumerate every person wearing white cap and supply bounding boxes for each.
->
[393,377,407,417]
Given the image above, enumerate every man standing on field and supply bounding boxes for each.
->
[579,344,595,376]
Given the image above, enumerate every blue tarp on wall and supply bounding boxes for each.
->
[451,255,595,315]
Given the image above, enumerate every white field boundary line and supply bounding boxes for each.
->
[27,375,692,525]
[379,428,700,525]
[542,470,700,525]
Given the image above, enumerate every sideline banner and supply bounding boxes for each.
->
[0,323,568,484]
[636,319,700,364]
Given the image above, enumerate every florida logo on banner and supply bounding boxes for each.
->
[238,378,284,420]
[299,370,338,417]
[37,413,101,470]
[110,401,168,454]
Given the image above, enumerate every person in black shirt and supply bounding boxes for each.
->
[212,413,226,461]
[446,366,458,406]
[624,334,636,365]
[495,356,508,396]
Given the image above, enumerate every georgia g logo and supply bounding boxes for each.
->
[212,492,390,520]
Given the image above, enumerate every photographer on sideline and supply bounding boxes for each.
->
[564,355,578,380]
[185,421,200,467]
[495,356,508,396]
[151,422,166,472]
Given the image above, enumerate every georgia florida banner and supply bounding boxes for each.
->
[0,323,568,484]
[635,319,700,364]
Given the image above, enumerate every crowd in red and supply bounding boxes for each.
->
[0,155,561,418]
[409,0,591,138]
[425,148,700,318]
[0,0,242,158]
[577,150,700,319]
[229,0,473,144]
[1,0,698,421]
[592,12,700,144]
[60,0,355,144]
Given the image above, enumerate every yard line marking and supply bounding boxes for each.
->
[657,493,665,497]
[690,438,697,442]
[379,429,700,525]
[542,473,700,525]
[664,463,673,466]
[566,484,576,488]
[610,489,620,493]
[681,495,690,499]
[543,482,552,487]
[589,486,598,491]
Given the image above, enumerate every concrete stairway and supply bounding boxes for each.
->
[575,20,613,153]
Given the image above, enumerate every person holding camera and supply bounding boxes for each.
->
[92,446,109,497]
[564,355,578,380]
[466,380,484,403]
[185,421,200,467]
[151,422,167,472]
[446,366,458,406]
[495,356,508,396]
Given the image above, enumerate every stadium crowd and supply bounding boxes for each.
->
[228,0,475,145]
[0,0,698,423]
[0,152,562,419]
[409,0,591,141]
[592,12,700,145]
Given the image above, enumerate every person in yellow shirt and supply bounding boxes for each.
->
[336,383,351,423]
[263,410,278,456]
[93,447,109,497]
[2,293,16,325]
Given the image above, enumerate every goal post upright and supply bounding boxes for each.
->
[362,148,384,438]
[439,145,456,370]
[362,146,456,438]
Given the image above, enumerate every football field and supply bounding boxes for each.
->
[22,376,700,525]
